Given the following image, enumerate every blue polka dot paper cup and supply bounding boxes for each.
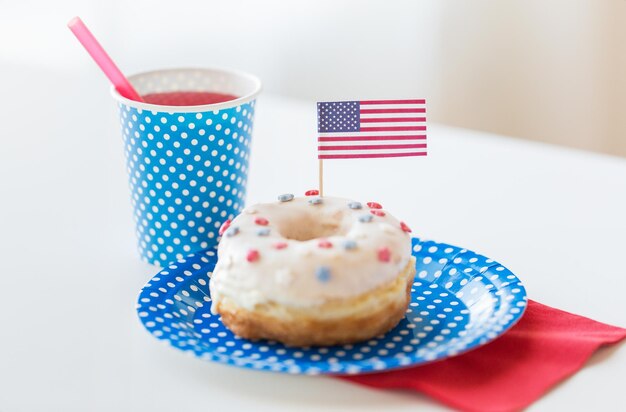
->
[112,68,261,266]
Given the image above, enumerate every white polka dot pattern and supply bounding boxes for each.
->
[118,100,256,266]
[136,237,527,374]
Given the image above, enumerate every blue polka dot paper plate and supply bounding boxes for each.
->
[136,237,527,375]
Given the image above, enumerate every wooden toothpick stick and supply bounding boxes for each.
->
[319,159,324,197]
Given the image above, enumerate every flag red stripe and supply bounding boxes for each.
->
[360,108,425,114]
[319,152,427,159]
[318,143,427,151]
[318,135,426,142]
[360,99,426,105]
[360,126,426,132]
[360,117,426,123]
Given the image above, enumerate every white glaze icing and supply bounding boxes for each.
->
[209,196,413,312]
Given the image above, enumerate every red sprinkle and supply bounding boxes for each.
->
[273,242,288,250]
[305,189,319,196]
[400,221,412,233]
[378,247,391,262]
[370,209,386,217]
[254,217,269,226]
[218,219,231,235]
[318,239,333,248]
[246,249,260,262]
[367,202,383,209]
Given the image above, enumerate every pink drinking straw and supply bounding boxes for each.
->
[68,16,144,102]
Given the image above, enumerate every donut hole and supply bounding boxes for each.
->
[278,213,345,241]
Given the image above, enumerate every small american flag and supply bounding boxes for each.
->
[317,99,427,159]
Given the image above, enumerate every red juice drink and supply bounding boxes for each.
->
[142,91,239,106]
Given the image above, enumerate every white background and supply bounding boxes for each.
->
[2,0,625,154]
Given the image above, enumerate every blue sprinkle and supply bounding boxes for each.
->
[358,214,374,223]
[278,193,295,202]
[315,266,331,283]
[225,227,240,237]
[257,228,270,236]
[308,197,323,205]
[343,240,357,250]
[348,201,362,210]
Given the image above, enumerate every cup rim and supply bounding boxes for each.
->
[110,66,262,113]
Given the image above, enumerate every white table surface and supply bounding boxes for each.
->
[1,66,625,411]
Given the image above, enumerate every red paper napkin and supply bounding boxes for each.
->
[340,300,626,412]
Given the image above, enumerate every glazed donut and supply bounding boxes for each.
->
[209,193,416,346]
